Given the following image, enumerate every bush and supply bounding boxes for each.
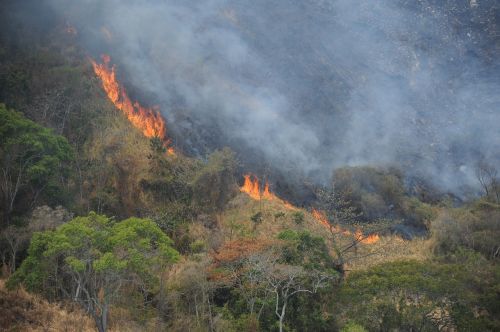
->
[431,199,500,259]
[332,166,405,221]
[292,211,305,225]
[401,197,436,229]
[191,147,238,214]
[341,322,367,332]
[332,166,438,229]
[189,239,206,254]
[336,259,500,331]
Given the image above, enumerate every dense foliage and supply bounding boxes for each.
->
[8,212,179,332]
[0,104,73,226]
[0,3,499,331]
[336,254,500,331]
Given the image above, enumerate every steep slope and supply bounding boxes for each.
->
[0,280,94,332]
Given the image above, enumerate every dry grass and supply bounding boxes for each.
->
[221,193,324,239]
[345,235,432,272]
[0,193,433,332]
[0,279,94,332]
[0,279,161,332]
[219,193,432,273]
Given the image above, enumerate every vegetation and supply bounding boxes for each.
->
[331,166,437,230]
[0,6,499,332]
[0,279,95,332]
[336,254,500,331]
[0,104,73,226]
[8,213,179,332]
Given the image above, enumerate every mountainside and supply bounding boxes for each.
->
[0,1,499,332]
[28,0,499,195]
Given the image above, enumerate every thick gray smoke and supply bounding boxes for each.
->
[49,0,499,193]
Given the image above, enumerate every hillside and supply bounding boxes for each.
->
[1,1,499,332]
[0,280,94,332]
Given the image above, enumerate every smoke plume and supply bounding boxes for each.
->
[35,0,500,193]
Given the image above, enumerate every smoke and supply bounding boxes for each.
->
[44,0,500,193]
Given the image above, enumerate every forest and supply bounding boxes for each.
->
[0,1,499,331]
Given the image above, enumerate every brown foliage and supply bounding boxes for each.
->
[431,201,500,259]
[0,280,94,332]
[211,238,274,265]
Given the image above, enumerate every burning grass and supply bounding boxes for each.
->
[91,54,175,155]
[240,174,296,209]
[224,180,429,274]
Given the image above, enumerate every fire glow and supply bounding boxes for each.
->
[91,54,174,154]
[240,174,295,209]
[311,208,380,244]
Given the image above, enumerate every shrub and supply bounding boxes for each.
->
[291,211,304,225]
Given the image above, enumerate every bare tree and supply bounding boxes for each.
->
[163,259,216,331]
[0,226,28,274]
[0,205,71,274]
[476,161,499,203]
[245,250,334,332]
[316,188,387,277]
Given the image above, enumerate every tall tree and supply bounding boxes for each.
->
[8,212,179,332]
[0,104,73,226]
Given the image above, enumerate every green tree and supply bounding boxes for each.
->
[0,104,73,226]
[8,212,179,332]
[336,256,500,331]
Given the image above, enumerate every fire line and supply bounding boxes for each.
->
[91,54,174,155]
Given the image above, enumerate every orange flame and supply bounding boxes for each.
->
[262,182,279,200]
[91,54,174,154]
[282,200,296,210]
[360,233,381,244]
[240,174,296,209]
[311,208,332,231]
[354,229,380,244]
[311,208,379,244]
[241,174,261,200]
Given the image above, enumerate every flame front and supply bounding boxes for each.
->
[311,208,332,231]
[240,174,296,209]
[360,233,380,244]
[91,54,174,154]
[262,182,279,200]
[312,208,379,244]
[241,174,261,200]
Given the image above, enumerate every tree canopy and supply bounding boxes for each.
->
[0,104,73,226]
[8,212,179,332]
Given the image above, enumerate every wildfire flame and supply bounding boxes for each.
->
[311,208,380,244]
[240,174,296,209]
[91,54,174,154]
[311,208,331,230]
[262,181,278,200]
[355,229,380,244]
[241,174,261,200]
